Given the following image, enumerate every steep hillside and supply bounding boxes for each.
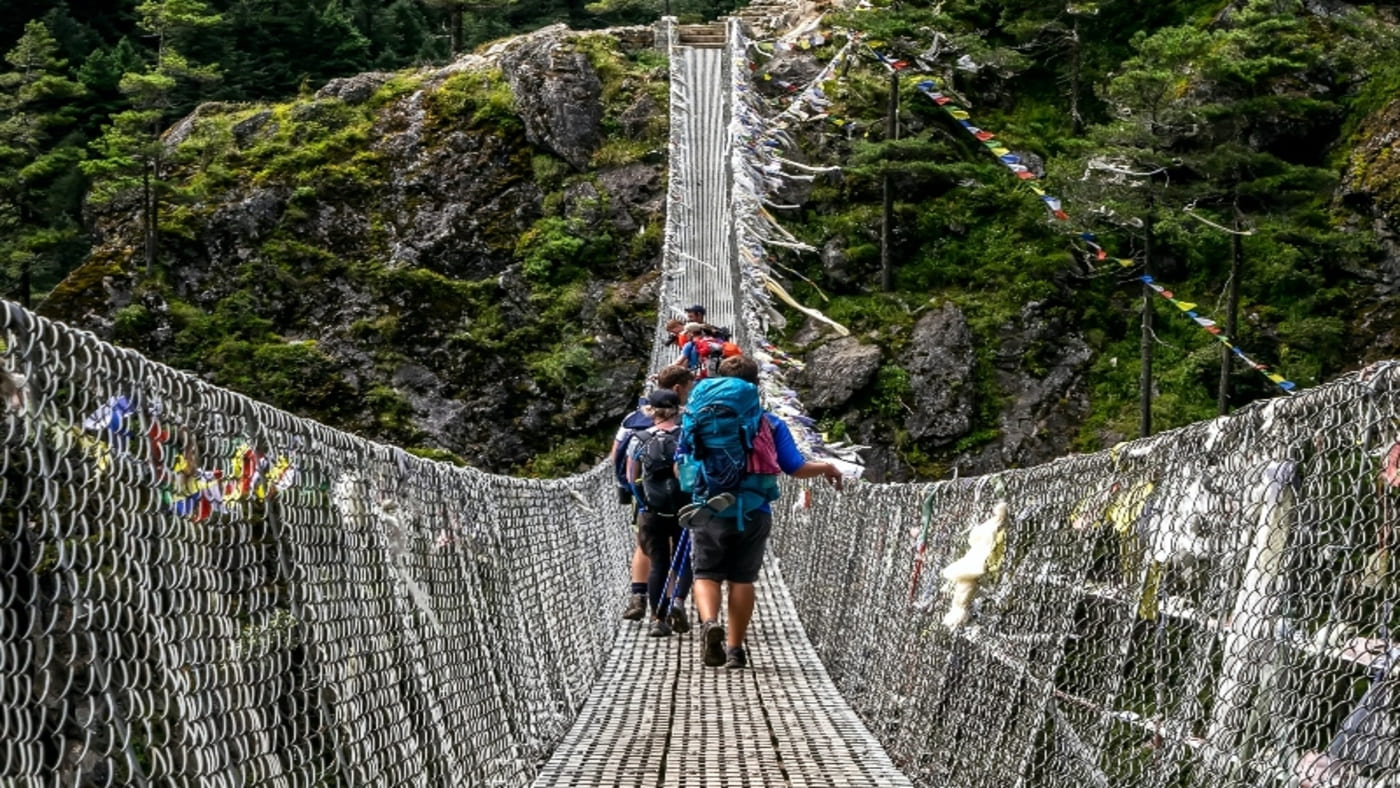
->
[43,26,667,474]
[34,1,1400,481]
[745,0,1400,478]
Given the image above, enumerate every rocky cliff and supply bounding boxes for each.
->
[44,26,668,474]
[37,7,1400,482]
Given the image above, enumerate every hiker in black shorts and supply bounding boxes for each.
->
[627,388,693,636]
[613,365,694,620]
[688,355,844,669]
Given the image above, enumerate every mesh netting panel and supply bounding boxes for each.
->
[772,364,1400,788]
[0,301,631,786]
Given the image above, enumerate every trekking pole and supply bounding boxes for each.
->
[659,527,691,617]
[668,530,692,616]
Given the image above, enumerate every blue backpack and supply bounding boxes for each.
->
[677,377,781,527]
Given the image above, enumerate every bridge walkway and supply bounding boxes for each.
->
[532,566,910,787]
[533,20,913,787]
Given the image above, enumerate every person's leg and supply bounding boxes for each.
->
[694,578,722,621]
[641,516,673,616]
[665,524,692,633]
[622,526,649,620]
[725,582,756,647]
[688,520,730,666]
[721,510,772,668]
[631,539,650,585]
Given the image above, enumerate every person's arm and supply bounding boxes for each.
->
[770,414,843,490]
[790,460,843,490]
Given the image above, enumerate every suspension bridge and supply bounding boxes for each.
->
[2,12,1399,788]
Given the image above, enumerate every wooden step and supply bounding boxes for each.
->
[676,23,726,48]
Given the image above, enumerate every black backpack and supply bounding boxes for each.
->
[612,407,653,502]
[632,425,687,517]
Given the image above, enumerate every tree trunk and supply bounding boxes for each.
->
[142,167,154,277]
[880,72,898,292]
[1139,207,1155,438]
[1218,212,1243,415]
[1069,19,1083,136]
[17,203,32,308]
[449,6,463,55]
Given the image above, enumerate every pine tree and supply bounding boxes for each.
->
[0,20,87,307]
[82,0,221,276]
[420,0,519,55]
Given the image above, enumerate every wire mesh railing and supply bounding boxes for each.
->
[0,300,631,786]
[7,13,1400,787]
[770,362,1400,788]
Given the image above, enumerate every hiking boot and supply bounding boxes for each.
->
[621,593,647,621]
[648,619,673,637]
[701,621,726,667]
[724,645,748,670]
[667,604,691,634]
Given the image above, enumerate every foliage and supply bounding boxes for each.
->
[5,0,1399,481]
[773,0,1394,475]
[0,20,87,305]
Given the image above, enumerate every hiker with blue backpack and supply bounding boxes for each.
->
[626,388,693,636]
[677,354,844,669]
[612,365,695,621]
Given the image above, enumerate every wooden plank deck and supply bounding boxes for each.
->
[531,566,912,787]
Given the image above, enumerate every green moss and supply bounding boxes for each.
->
[112,304,155,343]
[871,365,913,420]
[365,384,420,435]
[516,216,614,285]
[591,138,652,168]
[528,343,597,392]
[516,434,608,477]
[406,446,468,466]
[427,69,520,131]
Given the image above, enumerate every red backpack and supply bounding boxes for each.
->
[696,338,726,378]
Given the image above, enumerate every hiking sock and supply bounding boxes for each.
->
[630,582,647,595]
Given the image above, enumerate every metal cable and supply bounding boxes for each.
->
[0,300,631,786]
[770,364,1400,787]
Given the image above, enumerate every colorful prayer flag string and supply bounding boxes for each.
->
[868,50,1297,395]
[1135,272,1296,391]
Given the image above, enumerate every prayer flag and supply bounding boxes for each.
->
[974,131,995,141]
[1175,301,1196,311]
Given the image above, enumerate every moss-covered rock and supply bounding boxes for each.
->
[43,25,667,476]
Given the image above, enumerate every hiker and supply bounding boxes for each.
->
[680,355,843,669]
[685,303,706,324]
[673,323,726,379]
[612,365,695,620]
[627,388,693,637]
[664,318,687,348]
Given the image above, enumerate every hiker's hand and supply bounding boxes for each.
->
[822,463,844,491]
